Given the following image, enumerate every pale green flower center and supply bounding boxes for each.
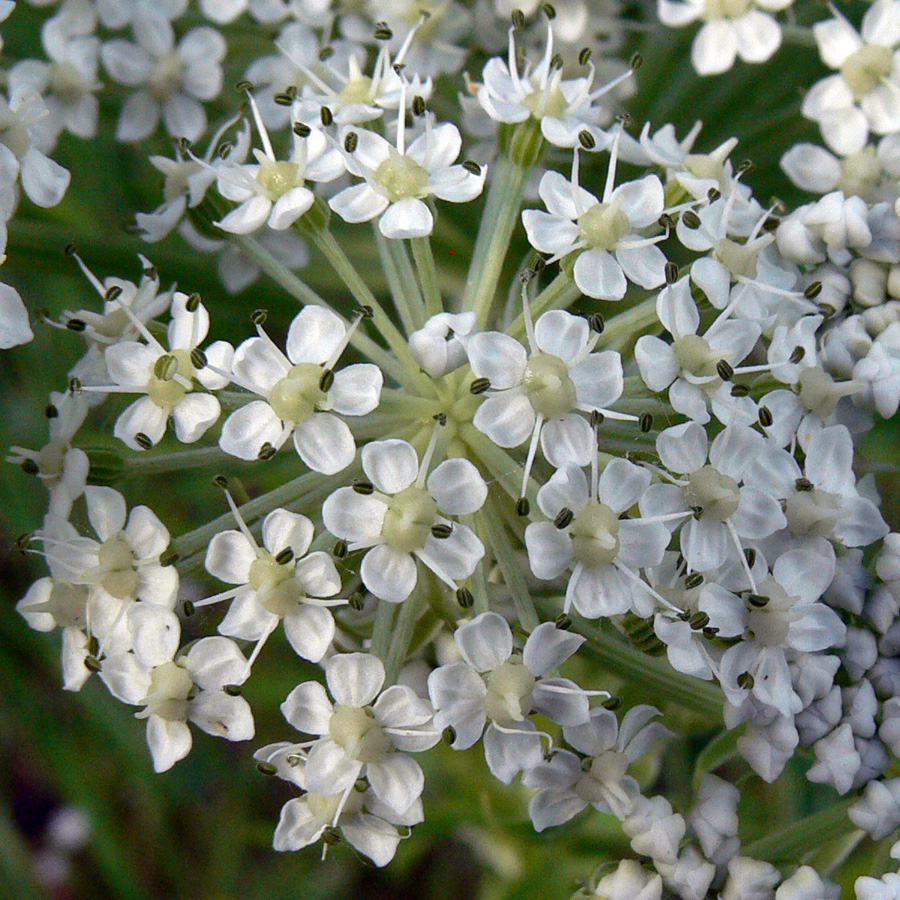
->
[522,84,569,120]
[329,704,391,762]
[34,582,88,629]
[785,489,842,538]
[375,152,430,201]
[714,237,760,280]
[673,334,721,379]
[49,61,90,104]
[248,552,298,616]
[141,661,193,721]
[578,200,630,251]
[96,533,139,599]
[841,45,893,100]
[148,51,184,102]
[483,657,535,724]
[570,501,621,568]
[0,103,31,157]
[147,349,195,410]
[307,789,364,821]
[522,352,577,418]
[746,578,799,646]
[269,362,326,423]
[838,149,882,202]
[338,74,373,105]
[704,0,752,20]
[685,466,741,521]
[256,159,301,200]
[381,487,438,553]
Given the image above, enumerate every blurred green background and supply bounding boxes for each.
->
[3,3,900,898]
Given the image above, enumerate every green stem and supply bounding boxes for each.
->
[375,228,426,334]
[564,616,724,721]
[385,587,429,685]
[411,235,443,319]
[596,295,660,353]
[309,229,435,397]
[369,600,396,666]
[235,233,410,390]
[463,156,529,328]
[479,490,540,631]
[778,24,817,47]
[122,445,227,475]
[461,423,535,503]
[507,272,581,340]
[744,799,859,865]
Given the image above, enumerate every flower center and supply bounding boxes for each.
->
[841,45,893,100]
[248,552,298,616]
[784,489,841,538]
[746,578,799,646]
[570,501,621,568]
[381,487,438,553]
[521,352,577,418]
[96,533,139,599]
[522,83,569,120]
[268,362,327,423]
[577,200,631,251]
[374,151,430,201]
[684,466,741,521]
[704,0,751,19]
[307,789,364,821]
[673,334,721,379]
[483,657,535,724]
[714,237,761,280]
[140,661,193,720]
[148,51,185,102]
[338,74,374,105]
[147,349,195,410]
[256,158,301,200]
[329,704,391,762]
[49,61,90,104]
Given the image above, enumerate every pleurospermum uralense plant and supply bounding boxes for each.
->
[7,1,900,897]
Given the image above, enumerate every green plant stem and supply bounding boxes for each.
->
[370,600,396,666]
[563,616,724,721]
[507,272,581,340]
[375,228,426,333]
[122,445,227,475]
[385,587,429,685]
[308,229,431,387]
[461,423,536,503]
[596,295,660,352]
[463,156,529,327]
[479,490,540,631]
[411,235,443,318]
[743,799,859,865]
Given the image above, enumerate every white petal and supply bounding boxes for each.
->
[570,351,624,409]
[541,414,593,467]
[284,605,335,663]
[573,248,627,300]
[472,392,536,447]
[466,332,527,389]
[363,439,419,494]
[281,680,334,734]
[219,401,284,461]
[361,544,418,602]
[534,310,589,363]
[525,521,574,580]
[172,393,219,443]
[85,485,127,540]
[598,458,652,514]
[455,612,513,671]
[322,488,386,543]
[692,21,738,75]
[329,364,383,415]
[20,147,70,208]
[523,623,585,676]
[0,283,33,348]
[293,412,355,474]
[734,10,782,63]
[416,526,484,582]
[146,716,192,772]
[325,652,385,707]
[286,305,345,365]
[367,755,424,816]
[656,423,707,474]
[427,458,487,515]
[205,530,256,583]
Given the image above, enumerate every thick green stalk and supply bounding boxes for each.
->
[463,156,529,327]
[385,587,429,685]
[744,799,859,865]
[375,228,426,334]
[565,616,724,721]
[122,445,227,475]
[461,423,537,503]
[410,235,443,318]
[369,600,397,666]
[309,229,436,397]
[479,490,540,631]
[596,295,660,352]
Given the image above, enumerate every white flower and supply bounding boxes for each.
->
[101,13,225,142]
[526,459,670,618]
[257,746,422,866]
[329,114,485,239]
[428,612,588,782]
[524,705,669,827]
[803,0,900,155]
[102,636,255,772]
[219,304,381,473]
[469,304,629,499]
[322,434,486,601]
[657,0,790,76]
[215,96,344,235]
[281,653,440,815]
[99,292,232,450]
[522,148,667,300]
[408,311,478,378]
[203,506,342,663]
[0,278,34,348]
